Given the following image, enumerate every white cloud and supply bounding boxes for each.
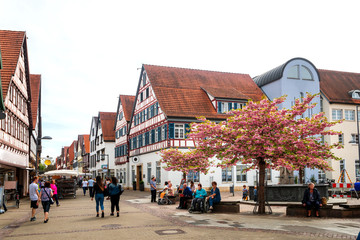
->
[1,0,360,158]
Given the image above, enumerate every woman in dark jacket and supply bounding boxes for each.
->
[302,182,322,217]
[91,176,105,218]
[108,177,121,217]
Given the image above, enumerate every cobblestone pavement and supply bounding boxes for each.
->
[0,189,359,240]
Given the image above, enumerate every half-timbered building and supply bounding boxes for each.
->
[0,30,32,196]
[128,64,264,190]
[89,112,116,178]
[114,95,135,187]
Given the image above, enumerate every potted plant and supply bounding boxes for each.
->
[139,180,145,191]
[133,181,137,191]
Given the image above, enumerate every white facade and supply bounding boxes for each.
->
[254,58,321,183]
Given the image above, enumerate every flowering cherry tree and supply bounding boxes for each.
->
[161,94,342,214]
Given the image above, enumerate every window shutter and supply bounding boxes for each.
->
[234,103,238,109]
[155,102,159,115]
[228,102,232,110]
[218,101,222,113]
[185,123,190,138]
[145,132,149,145]
[124,144,127,155]
[164,125,167,139]
[124,125,127,135]
[158,127,161,141]
[151,129,155,144]
[169,123,174,139]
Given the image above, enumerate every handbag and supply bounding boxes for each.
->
[43,188,54,205]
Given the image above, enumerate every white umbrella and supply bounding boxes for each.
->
[44,170,79,177]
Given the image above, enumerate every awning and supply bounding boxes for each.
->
[44,170,79,177]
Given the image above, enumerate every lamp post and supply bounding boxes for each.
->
[35,136,52,176]
[101,154,110,178]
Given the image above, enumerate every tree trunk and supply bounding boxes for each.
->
[299,168,303,184]
[183,172,186,179]
[258,157,266,214]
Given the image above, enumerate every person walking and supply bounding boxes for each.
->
[50,180,60,207]
[150,177,157,203]
[91,176,105,218]
[82,178,88,196]
[88,177,94,197]
[29,176,40,221]
[40,181,53,223]
[108,177,121,217]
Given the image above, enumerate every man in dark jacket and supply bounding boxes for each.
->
[177,183,192,209]
[302,182,322,217]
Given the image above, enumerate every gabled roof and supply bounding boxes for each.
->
[83,134,90,153]
[0,30,26,100]
[253,57,319,87]
[30,74,41,129]
[143,64,263,120]
[319,69,360,104]
[120,95,135,122]
[69,141,77,163]
[114,95,135,130]
[98,112,116,142]
[77,134,90,154]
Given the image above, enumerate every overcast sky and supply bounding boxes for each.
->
[1,0,360,159]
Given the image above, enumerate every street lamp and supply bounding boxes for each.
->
[35,136,52,176]
[101,154,110,177]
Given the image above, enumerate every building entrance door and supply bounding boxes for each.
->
[136,165,142,190]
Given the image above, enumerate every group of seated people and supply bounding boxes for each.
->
[176,181,221,212]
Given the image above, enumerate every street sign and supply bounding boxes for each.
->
[101,165,108,169]
[44,159,52,166]
[103,169,108,173]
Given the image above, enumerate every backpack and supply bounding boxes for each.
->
[118,184,124,196]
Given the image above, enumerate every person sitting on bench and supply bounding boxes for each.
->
[302,182,322,217]
[207,181,221,211]
[177,183,192,209]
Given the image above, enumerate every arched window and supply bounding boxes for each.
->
[301,66,313,80]
[287,65,299,79]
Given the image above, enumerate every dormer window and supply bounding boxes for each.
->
[349,90,360,99]
[300,66,313,80]
[288,65,299,79]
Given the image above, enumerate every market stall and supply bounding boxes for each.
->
[44,170,78,199]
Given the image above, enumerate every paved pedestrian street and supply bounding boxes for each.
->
[0,190,359,240]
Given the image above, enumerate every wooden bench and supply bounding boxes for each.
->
[286,203,360,218]
[212,201,240,213]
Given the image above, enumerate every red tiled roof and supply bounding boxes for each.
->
[319,69,360,104]
[144,64,264,120]
[201,86,249,100]
[69,141,77,164]
[30,74,41,129]
[120,95,135,121]
[0,30,25,99]
[99,112,116,142]
[83,134,90,153]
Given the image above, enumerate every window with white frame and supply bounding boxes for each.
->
[236,165,247,182]
[355,160,360,182]
[344,110,355,121]
[332,109,343,120]
[123,169,126,184]
[338,134,344,144]
[351,134,359,144]
[288,65,299,79]
[142,72,147,87]
[187,170,200,183]
[318,169,326,183]
[320,96,323,112]
[147,163,151,184]
[222,167,232,182]
[340,160,345,182]
[156,161,161,184]
[174,124,184,139]
[301,66,313,80]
